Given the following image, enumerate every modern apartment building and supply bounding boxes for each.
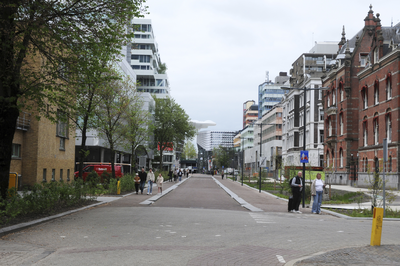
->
[281,42,337,168]
[258,73,289,119]
[131,19,171,98]
[323,6,400,188]
[243,100,258,128]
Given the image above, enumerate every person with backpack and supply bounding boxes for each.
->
[290,171,303,213]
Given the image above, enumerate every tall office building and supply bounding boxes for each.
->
[131,19,171,98]
[258,72,289,119]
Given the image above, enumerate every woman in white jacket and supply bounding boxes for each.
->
[147,169,155,195]
[311,173,325,214]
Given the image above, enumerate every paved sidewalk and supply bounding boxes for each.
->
[0,176,191,237]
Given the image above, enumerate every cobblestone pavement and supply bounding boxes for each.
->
[293,245,400,266]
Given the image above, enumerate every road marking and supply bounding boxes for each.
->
[276,255,286,263]
[337,231,344,233]
[215,235,221,237]
[249,213,275,224]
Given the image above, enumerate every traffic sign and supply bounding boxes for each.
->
[300,150,309,163]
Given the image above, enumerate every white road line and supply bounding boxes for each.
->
[276,255,286,263]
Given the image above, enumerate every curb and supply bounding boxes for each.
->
[212,177,263,212]
[140,176,191,205]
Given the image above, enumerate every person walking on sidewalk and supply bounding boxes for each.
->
[134,173,140,194]
[291,171,303,213]
[221,170,224,180]
[147,168,155,195]
[168,169,173,182]
[139,168,147,194]
[173,168,178,182]
[178,169,183,182]
[311,173,325,214]
[156,173,164,194]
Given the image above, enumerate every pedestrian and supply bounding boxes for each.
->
[134,173,140,194]
[311,173,326,214]
[221,170,224,180]
[178,169,183,182]
[173,168,178,182]
[138,167,147,194]
[156,173,164,194]
[168,169,173,182]
[147,168,155,195]
[291,171,303,213]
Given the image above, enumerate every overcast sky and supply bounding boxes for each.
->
[145,1,400,132]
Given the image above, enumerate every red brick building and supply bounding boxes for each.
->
[322,6,400,189]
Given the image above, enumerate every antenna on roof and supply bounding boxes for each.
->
[265,71,269,82]
[391,17,393,27]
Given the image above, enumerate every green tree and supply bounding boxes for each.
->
[0,0,147,198]
[124,93,153,172]
[153,97,196,170]
[213,146,234,170]
[94,69,133,179]
[181,141,197,160]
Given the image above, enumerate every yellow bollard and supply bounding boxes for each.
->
[117,180,121,195]
[370,207,384,246]
[8,173,18,197]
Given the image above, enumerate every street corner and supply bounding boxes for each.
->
[288,245,400,266]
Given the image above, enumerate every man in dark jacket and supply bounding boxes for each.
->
[138,167,147,194]
[291,171,303,213]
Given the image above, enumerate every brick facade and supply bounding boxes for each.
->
[322,6,400,189]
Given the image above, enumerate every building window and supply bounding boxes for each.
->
[12,144,21,159]
[373,114,379,145]
[340,87,344,102]
[319,109,324,121]
[326,152,330,167]
[328,118,332,136]
[60,169,63,181]
[57,110,68,150]
[360,54,368,67]
[339,149,343,168]
[331,151,335,169]
[387,76,392,100]
[319,130,324,143]
[362,87,368,109]
[374,157,379,173]
[374,83,379,105]
[43,168,47,182]
[327,92,330,107]
[332,89,336,105]
[52,169,56,181]
[340,113,344,135]
[363,118,368,147]
[386,113,392,143]
[388,156,392,172]
[319,155,324,167]
[67,169,70,181]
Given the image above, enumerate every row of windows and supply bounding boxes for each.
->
[132,44,152,50]
[132,65,152,70]
[43,168,72,182]
[133,24,152,32]
[134,34,151,39]
[137,88,168,94]
[131,54,151,63]
[326,151,394,173]
[137,78,167,87]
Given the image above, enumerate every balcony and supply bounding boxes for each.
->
[16,112,31,131]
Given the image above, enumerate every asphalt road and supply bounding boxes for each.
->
[1,174,400,266]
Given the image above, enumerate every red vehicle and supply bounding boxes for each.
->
[74,164,124,181]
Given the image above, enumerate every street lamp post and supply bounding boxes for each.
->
[281,85,328,207]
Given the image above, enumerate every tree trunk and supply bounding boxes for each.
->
[78,115,90,179]
[0,104,19,199]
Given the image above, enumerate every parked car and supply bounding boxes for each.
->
[74,164,124,181]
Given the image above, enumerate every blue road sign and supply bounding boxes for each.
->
[300,150,309,163]
[222,166,224,169]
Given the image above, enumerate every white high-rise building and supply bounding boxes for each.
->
[130,19,171,98]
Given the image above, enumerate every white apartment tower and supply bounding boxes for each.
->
[131,19,171,98]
